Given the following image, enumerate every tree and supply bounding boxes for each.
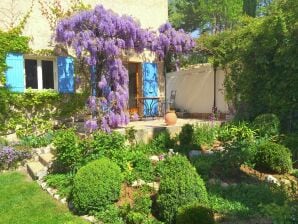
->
[169,0,243,33]
[200,0,298,131]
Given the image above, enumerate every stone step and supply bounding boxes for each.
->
[39,153,54,167]
[27,161,47,180]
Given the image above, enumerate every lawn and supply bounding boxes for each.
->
[0,171,87,224]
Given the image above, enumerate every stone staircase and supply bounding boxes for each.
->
[27,147,54,180]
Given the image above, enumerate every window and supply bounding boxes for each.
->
[24,58,56,90]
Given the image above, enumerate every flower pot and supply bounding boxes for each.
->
[165,111,177,126]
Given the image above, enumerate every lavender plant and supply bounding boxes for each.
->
[0,146,31,170]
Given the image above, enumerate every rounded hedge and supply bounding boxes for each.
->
[254,142,292,174]
[156,155,208,224]
[176,202,215,224]
[253,113,280,137]
[72,158,122,213]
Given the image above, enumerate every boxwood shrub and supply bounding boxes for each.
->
[254,142,292,174]
[176,202,215,224]
[72,158,122,213]
[156,155,208,224]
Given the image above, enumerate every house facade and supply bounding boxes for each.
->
[1,0,168,116]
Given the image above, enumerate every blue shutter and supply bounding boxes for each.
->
[5,53,24,92]
[143,63,158,116]
[58,56,74,93]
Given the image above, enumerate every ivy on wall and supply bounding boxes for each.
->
[0,88,88,137]
[0,30,30,84]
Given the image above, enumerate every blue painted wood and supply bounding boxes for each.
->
[5,53,24,92]
[58,56,74,93]
[143,63,158,116]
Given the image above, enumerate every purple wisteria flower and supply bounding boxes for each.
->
[55,5,195,132]
[84,119,99,133]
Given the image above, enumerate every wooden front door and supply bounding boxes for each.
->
[128,63,140,115]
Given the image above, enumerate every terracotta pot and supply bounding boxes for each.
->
[165,111,177,126]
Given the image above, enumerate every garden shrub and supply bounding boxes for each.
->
[253,113,280,137]
[218,122,256,143]
[52,128,83,172]
[95,204,125,224]
[150,130,175,153]
[20,132,54,148]
[219,141,257,177]
[253,142,292,174]
[193,124,218,149]
[192,154,220,180]
[179,124,194,147]
[45,173,74,198]
[156,155,208,224]
[281,132,298,164]
[176,202,215,224]
[0,146,31,170]
[72,158,122,213]
[89,131,126,160]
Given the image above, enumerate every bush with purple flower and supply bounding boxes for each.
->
[0,146,31,170]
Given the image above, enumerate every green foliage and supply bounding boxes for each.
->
[0,89,88,137]
[169,0,243,33]
[150,131,175,153]
[125,127,137,145]
[218,122,256,143]
[176,202,215,224]
[280,132,298,164]
[193,124,218,148]
[253,141,293,174]
[179,124,194,146]
[156,155,208,223]
[45,173,73,198]
[95,204,125,224]
[192,154,220,180]
[20,132,54,148]
[0,31,30,84]
[72,158,122,213]
[89,131,126,160]
[220,141,257,177]
[53,128,82,172]
[261,202,298,224]
[208,182,288,218]
[253,113,280,137]
[200,0,298,131]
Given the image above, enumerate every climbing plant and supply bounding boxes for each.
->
[55,5,195,132]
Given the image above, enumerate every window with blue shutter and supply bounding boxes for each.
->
[58,56,74,93]
[143,63,158,116]
[5,53,25,92]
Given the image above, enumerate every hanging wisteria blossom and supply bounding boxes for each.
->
[55,5,195,132]
[55,5,153,132]
[152,22,195,67]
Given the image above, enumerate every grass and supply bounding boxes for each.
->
[0,171,87,224]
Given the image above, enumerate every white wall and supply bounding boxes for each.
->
[166,63,228,113]
[0,0,168,50]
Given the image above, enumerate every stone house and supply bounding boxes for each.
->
[1,0,168,117]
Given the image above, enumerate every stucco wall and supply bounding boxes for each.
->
[166,64,228,114]
[0,0,168,50]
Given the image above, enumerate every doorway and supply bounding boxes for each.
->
[128,63,141,115]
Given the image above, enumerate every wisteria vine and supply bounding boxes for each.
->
[55,5,195,132]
